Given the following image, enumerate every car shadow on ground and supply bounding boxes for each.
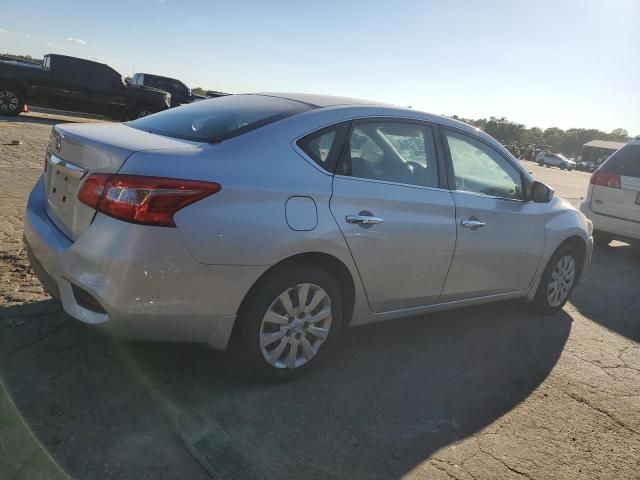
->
[1,298,572,479]
[570,241,640,342]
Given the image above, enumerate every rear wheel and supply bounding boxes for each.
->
[560,163,566,170]
[234,264,344,381]
[531,245,580,314]
[0,87,24,116]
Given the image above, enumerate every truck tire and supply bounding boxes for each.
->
[132,104,155,119]
[0,86,25,116]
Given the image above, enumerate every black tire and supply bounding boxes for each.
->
[560,164,566,170]
[0,86,25,116]
[538,160,545,166]
[531,244,581,314]
[593,231,613,248]
[232,264,345,381]
[131,104,155,119]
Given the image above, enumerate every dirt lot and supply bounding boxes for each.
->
[1,113,639,480]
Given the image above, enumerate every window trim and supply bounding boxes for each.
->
[334,117,445,190]
[439,126,531,202]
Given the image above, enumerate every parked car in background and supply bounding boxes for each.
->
[537,152,576,170]
[204,90,229,98]
[581,138,640,246]
[131,73,208,107]
[0,54,171,119]
[23,93,593,380]
[576,160,597,172]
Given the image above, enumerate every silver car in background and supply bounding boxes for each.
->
[536,151,576,170]
[24,93,593,380]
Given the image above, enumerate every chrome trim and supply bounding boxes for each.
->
[346,214,384,225]
[47,152,87,180]
[461,219,486,230]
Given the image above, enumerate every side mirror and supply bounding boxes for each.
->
[531,181,554,203]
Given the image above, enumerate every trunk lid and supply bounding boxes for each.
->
[44,123,198,240]
[590,143,640,222]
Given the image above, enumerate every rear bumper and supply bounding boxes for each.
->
[24,176,267,350]
[580,198,640,241]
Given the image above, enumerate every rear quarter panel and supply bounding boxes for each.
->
[118,123,357,269]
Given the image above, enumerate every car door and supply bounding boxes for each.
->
[49,56,85,112]
[328,119,457,312]
[88,64,127,118]
[439,128,545,301]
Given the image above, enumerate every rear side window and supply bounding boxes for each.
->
[603,144,640,178]
[128,95,313,142]
[297,123,349,172]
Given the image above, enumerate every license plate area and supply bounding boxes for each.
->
[45,154,87,233]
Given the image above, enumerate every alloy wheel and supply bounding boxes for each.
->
[0,90,19,113]
[546,255,576,307]
[259,283,332,369]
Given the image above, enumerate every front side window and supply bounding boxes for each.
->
[445,130,524,200]
[338,121,439,188]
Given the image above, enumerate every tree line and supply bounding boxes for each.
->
[1,52,633,153]
[450,115,631,156]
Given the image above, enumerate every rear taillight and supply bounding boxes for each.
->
[78,174,221,227]
[590,169,621,189]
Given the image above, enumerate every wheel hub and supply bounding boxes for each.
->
[547,255,576,307]
[259,283,333,369]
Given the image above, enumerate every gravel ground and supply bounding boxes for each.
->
[0,113,639,480]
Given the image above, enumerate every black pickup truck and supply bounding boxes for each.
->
[130,73,210,108]
[0,54,171,119]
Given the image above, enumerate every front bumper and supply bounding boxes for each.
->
[23,176,267,349]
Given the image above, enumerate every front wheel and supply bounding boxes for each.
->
[560,163,566,170]
[538,160,545,166]
[531,245,580,314]
[234,264,344,381]
[0,87,25,116]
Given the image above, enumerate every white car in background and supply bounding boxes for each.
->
[580,138,640,246]
[536,152,576,170]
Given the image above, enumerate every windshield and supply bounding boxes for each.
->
[128,94,313,142]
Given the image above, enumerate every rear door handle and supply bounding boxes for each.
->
[346,214,384,225]
[461,218,486,230]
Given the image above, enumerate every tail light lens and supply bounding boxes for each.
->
[78,174,221,227]
[590,169,621,189]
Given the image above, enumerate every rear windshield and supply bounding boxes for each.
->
[603,144,640,178]
[128,94,313,142]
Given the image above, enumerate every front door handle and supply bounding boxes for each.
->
[346,214,384,225]
[461,218,486,230]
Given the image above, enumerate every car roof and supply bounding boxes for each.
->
[255,92,480,133]
[257,92,390,108]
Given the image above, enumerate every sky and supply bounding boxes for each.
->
[2,0,639,134]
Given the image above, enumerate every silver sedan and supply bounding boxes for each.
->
[24,93,593,380]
